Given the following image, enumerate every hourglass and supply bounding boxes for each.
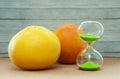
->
[76,21,104,70]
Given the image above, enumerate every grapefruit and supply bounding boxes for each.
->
[8,26,61,70]
[54,23,86,64]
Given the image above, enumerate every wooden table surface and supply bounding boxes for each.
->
[0,57,120,79]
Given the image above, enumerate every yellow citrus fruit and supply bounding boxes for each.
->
[8,26,61,70]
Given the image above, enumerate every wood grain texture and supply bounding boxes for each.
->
[0,8,119,19]
[0,0,120,56]
[1,41,120,53]
[0,58,120,79]
[0,20,119,42]
[0,0,119,8]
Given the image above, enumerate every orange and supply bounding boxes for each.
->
[8,26,61,70]
[54,23,86,64]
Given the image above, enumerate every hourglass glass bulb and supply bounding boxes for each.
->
[78,21,104,37]
[76,46,103,70]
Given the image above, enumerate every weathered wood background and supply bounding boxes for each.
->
[0,0,120,57]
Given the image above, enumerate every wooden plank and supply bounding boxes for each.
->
[0,53,8,57]
[0,0,119,8]
[0,19,119,30]
[0,29,119,42]
[0,42,8,53]
[0,8,120,20]
[94,41,120,53]
[0,41,120,55]
[0,19,119,42]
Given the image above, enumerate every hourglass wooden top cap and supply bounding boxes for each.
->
[78,21,104,37]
